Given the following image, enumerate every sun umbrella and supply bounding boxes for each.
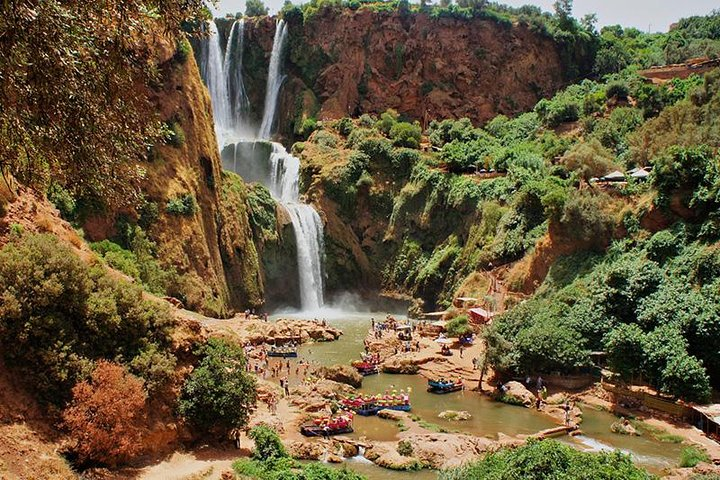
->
[435,338,453,345]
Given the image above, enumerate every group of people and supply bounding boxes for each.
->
[341,389,411,409]
[313,411,354,436]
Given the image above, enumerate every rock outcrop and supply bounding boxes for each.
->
[316,365,363,388]
[498,381,536,407]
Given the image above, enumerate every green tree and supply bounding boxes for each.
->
[389,121,422,149]
[249,425,288,461]
[245,0,269,16]
[561,139,617,185]
[178,338,257,433]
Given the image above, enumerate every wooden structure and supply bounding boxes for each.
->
[468,307,495,325]
[690,405,720,443]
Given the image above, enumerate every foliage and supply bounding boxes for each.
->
[233,458,366,480]
[389,121,422,149]
[178,338,257,433]
[439,439,655,480]
[377,109,399,135]
[561,139,616,183]
[166,193,198,216]
[314,130,338,148]
[249,425,288,461]
[245,0,269,16]
[62,361,146,467]
[47,182,78,221]
[397,439,414,456]
[446,314,472,338]
[0,0,207,207]
[0,234,176,404]
[680,446,711,468]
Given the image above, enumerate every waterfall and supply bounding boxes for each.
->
[199,19,251,145]
[258,20,288,140]
[199,17,325,312]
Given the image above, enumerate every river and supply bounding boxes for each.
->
[273,310,686,477]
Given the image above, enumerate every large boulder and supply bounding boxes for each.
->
[289,379,355,413]
[438,410,472,421]
[316,365,363,388]
[498,381,536,407]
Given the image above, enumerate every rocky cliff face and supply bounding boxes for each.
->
[83,37,264,316]
[289,10,565,124]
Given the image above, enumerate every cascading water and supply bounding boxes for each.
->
[257,19,288,140]
[199,19,251,145]
[199,18,325,312]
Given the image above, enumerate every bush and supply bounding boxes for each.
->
[389,121,422,148]
[165,121,185,147]
[47,182,77,221]
[439,439,654,480]
[128,343,177,393]
[561,138,617,184]
[166,193,197,216]
[298,117,318,138]
[606,81,630,100]
[249,425,287,461]
[178,338,257,433]
[174,38,191,64]
[446,314,472,338]
[377,108,399,135]
[358,113,376,128]
[336,117,354,136]
[680,446,710,468]
[314,130,338,148]
[0,234,176,404]
[62,361,146,467]
[397,439,414,456]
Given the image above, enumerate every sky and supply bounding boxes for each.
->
[211,0,717,32]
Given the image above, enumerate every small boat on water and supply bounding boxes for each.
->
[300,413,354,437]
[351,361,379,376]
[355,403,411,416]
[427,379,464,394]
[268,346,298,358]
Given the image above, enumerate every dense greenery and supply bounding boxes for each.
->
[234,425,366,479]
[0,0,208,208]
[439,440,655,480]
[178,338,258,433]
[0,234,177,404]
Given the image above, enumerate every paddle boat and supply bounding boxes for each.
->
[341,392,411,416]
[427,378,464,394]
[300,413,354,437]
[352,361,379,376]
[268,345,298,358]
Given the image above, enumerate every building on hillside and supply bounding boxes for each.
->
[468,307,495,325]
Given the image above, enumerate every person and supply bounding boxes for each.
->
[371,318,375,329]
[525,375,531,385]
[459,345,464,358]
[536,376,543,392]
[472,357,479,370]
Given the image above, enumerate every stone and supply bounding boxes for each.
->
[498,381,535,407]
[438,410,472,421]
[316,364,363,388]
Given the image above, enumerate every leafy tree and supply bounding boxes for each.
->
[245,0,269,16]
[178,338,257,434]
[62,361,147,467]
[660,352,711,403]
[0,0,208,207]
[446,314,472,337]
[389,121,422,149]
[377,109,400,135]
[561,139,616,184]
[604,324,646,380]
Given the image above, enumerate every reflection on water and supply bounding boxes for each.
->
[281,312,686,475]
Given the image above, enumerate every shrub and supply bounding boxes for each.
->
[298,117,318,138]
[178,338,257,433]
[446,314,472,338]
[174,38,191,64]
[389,121,422,148]
[336,117,354,136]
[165,121,185,147]
[680,446,710,468]
[439,439,654,480]
[47,182,77,221]
[0,234,176,403]
[128,343,177,393]
[561,138,617,184]
[397,439,414,457]
[606,81,630,100]
[62,361,146,467]
[377,108,399,135]
[166,193,197,216]
[358,113,376,128]
[313,129,338,148]
[249,425,287,461]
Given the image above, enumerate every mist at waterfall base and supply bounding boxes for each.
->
[199,19,330,315]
